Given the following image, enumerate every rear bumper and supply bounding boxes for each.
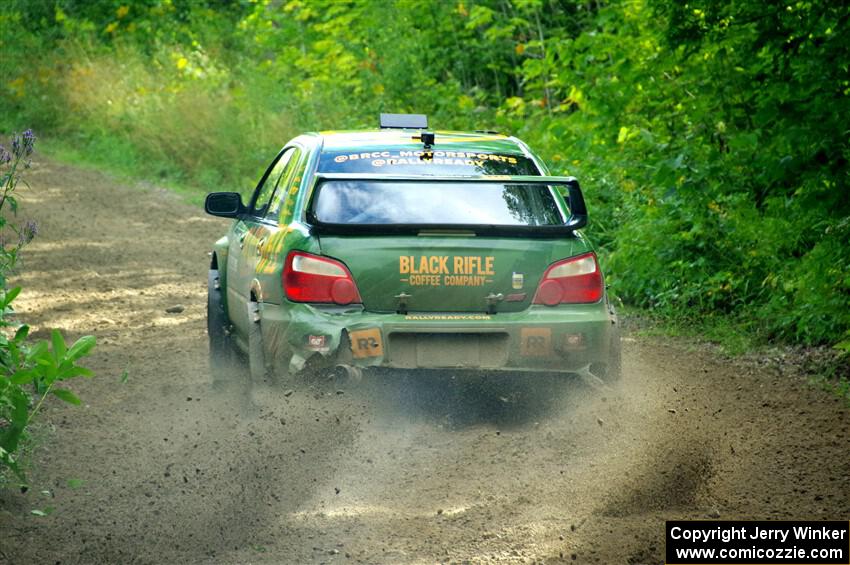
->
[258,301,617,375]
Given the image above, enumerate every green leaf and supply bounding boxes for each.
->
[119,369,129,384]
[10,369,34,385]
[65,335,96,362]
[3,286,21,306]
[26,341,48,363]
[51,388,81,405]
[1,449,26,483]
[5,386,29,427]
[14,324,29,342]
[51,330,66,359]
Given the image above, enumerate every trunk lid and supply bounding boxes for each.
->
[318,234,587,313]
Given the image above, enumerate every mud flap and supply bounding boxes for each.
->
[208,268,241,387]
[247,302,270,385]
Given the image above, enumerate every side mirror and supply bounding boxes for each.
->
[205,192,246,218]
[563,179,588,231]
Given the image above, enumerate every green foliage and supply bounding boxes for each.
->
[0,325,96,484]
[1,0,848,348]
[0,131,96,487]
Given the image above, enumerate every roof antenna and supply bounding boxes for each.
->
[415,131,435,150]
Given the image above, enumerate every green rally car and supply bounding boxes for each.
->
[205,114,620,386]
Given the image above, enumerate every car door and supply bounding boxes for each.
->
[226,147,299,337]
[250,147,309,307]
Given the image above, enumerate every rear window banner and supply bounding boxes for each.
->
[319,150,539,176]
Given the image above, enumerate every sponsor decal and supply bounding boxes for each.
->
[256,229,288,274]
[399,255,495,287]
[349,328,383,359]
[563,333,586,350]
[306,334,329,352]
[332,150,520,169]
[520,327,553,357]
[512,272,524,289]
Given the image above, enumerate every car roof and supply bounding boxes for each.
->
[311,129,533,156]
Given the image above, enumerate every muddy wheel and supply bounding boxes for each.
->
[247,301,270,386]
[208,269,236,385]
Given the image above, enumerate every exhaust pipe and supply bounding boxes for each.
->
[333,364,363,382]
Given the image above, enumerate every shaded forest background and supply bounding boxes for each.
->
[1,0,848,349]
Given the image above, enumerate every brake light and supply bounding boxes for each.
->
[533,252,603,305]
[283,251,362,305]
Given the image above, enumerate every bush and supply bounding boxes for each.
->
[0,131,96,487]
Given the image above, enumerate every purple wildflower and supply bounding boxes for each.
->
[19,220,38,245]
[22,130,35,156]
[0,145,10,164]
[10,130,35,159]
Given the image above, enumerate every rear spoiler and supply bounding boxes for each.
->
[306,173,588,237]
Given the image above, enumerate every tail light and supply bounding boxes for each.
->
[533,252,603,305]
[283,251,362,305]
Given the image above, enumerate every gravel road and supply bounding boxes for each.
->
[1,159,848,564]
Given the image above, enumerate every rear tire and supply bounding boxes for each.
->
[208,269,237,386]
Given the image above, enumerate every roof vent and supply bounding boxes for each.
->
[379,113,428,129]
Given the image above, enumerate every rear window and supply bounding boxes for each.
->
[311,181,564,226]
[318,150,539,176]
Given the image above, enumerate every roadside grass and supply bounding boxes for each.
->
[0,38,290,206]
[622,306,757,356]
[38,135,212,208]
[808,357,850,405]
[811,375,850,405]
[623,306,850,403]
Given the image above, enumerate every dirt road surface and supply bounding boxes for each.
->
[1,159,848,564]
